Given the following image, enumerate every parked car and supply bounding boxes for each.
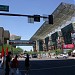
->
[32,54,37,58]
[71,50,75,57]
[55,53,68,59]
[23,54,31,58]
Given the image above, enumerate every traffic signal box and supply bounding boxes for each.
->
[48,15,53,24]
[34,15,40,22]
[34,15,53,24]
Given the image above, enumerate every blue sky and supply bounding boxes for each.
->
[0,0,74,51]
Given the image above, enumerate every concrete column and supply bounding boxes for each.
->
[36,40,39,52]
[33,41,36,52]
[36,40,43,52]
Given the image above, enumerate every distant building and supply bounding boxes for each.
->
[0,27,21,45]
[10,34,21,40]
[10,34,21,48]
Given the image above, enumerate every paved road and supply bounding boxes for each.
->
[1,58,75,75]
[19,59,75,75]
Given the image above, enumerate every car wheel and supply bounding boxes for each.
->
[63,56,67,59]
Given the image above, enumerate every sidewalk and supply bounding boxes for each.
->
[0,68,4,75]
[0,67,22,75]
[68,56,75,59]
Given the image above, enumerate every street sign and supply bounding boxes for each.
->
[0,5,9,12]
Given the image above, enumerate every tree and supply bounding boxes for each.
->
[13,47,23,55]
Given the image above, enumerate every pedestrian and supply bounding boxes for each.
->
[48,53,51,58]
[0,56,4,68]
[25,54,30,75]
[0,47,5,68]
[5,52,12,75]
[10,55,19,75]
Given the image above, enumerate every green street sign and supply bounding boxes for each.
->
[0,5,9,12]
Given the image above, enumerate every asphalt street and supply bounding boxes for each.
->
[19,59,75,75]
[0,58,75,75]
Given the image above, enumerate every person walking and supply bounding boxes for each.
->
[11,55,19,75]
[5,52,12,75]
[0,47,4,68]
[25,54,30,75]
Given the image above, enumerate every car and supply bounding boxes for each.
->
[23,54,31,58]
[55,53,68,59]
[72,50,75,57]
[32,54,37,58]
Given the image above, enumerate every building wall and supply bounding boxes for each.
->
[4,30,10,38]
[10,34,21,40]
[4,30,10,44]
[0,27,4,45]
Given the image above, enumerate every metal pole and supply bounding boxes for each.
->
[0,13,48,18]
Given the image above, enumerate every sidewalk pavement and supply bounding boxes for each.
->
[0,68,22,75]
[0,68,4,75]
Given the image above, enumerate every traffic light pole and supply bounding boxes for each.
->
[0,13,48,18]
[0,13,53,24]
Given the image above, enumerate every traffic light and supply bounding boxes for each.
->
[34,15,40,22]
[48,15,53,24]
[28,16,34,23]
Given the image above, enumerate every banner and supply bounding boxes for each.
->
[62,44,74,49]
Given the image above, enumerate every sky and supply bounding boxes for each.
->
[0,0,74,51]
